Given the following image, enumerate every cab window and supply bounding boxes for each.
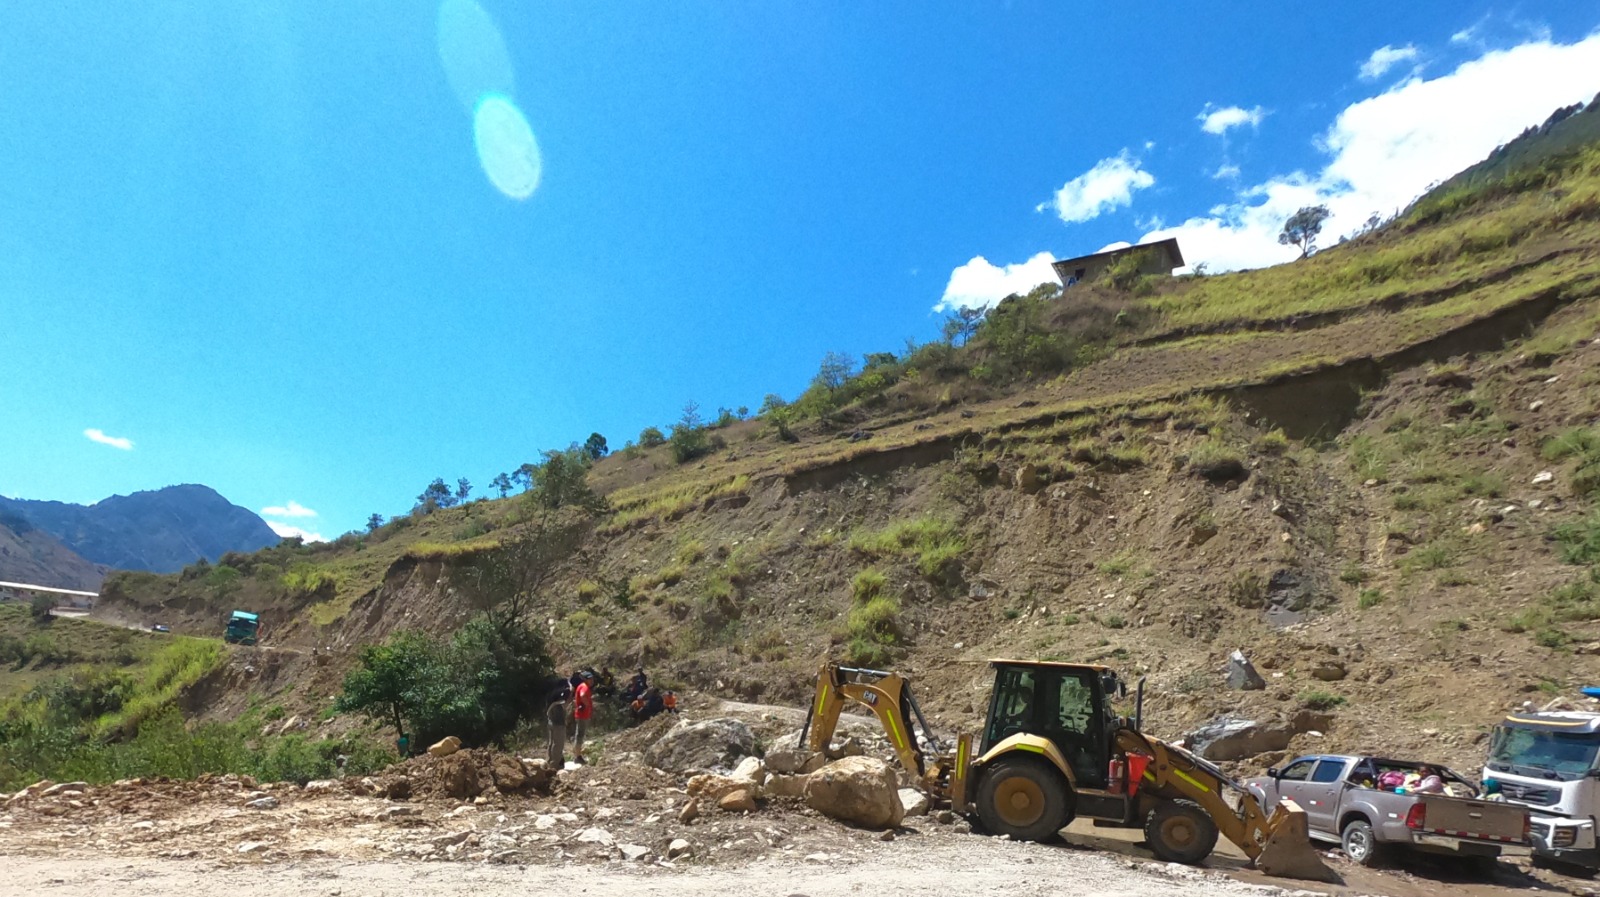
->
[1278,759,1316,781]
[1310,760,1345,783]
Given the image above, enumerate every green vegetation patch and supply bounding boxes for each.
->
[848,516,966,584]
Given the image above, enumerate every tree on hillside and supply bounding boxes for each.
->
[1279,205,1331,259]
[583,432,609,460]
[527,447,602,511]
[30,592,53,622]
[453,519,589,641]
[669,402,711,464]
[638,426,666,448]
[815,351,857,391]
[491,472,513,499]
[417,478,456,513]
[512,463,537,492]
[941,306,986,347]
[455,478,472,504]
[334,631,454,741]
[366,513,385,532]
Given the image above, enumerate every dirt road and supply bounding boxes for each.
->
[0,840,1316,897]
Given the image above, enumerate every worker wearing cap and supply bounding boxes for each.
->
[573,671,595,763]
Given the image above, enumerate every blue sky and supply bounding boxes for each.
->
[3,2,1599,541]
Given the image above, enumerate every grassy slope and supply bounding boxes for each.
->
[83,131,1600,774]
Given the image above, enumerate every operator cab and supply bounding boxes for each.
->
[981,660,1117,788]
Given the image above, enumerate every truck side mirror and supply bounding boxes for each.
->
[1267,767,1280,778]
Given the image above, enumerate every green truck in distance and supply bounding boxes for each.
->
[224,610,260,646]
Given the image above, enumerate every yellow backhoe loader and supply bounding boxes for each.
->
[799,660,1336,882]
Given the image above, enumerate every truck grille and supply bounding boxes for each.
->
[1500,781,1561,806]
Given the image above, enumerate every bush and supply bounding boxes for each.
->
[1253,429,1291,455]
[639,426,666,447]
[1299,689,1345,711]
[847,517,966,585]
[29,593,53,622]
[1357,589,1386,610]
[852,569,888,603]
[1555,514,1600,566]
[1339,563,1370,585]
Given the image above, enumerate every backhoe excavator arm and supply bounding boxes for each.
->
[1115,727,1335,882]
[800,663,943,782]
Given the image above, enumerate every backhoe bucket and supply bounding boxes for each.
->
[1254,801,1339,883]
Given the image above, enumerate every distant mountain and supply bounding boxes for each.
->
[0,485,281,575]
[0,508,106,591]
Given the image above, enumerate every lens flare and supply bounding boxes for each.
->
[473,94,542,200]
[436,0,515,113]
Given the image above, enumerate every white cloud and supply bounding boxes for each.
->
[266,520,327,543]
[1143,34,1600,273]
[936,252,1058,312]
[1450,27,1477,46]
[1036,151,1155,223]
[261,500,317,518]
[84,428,133,451]
[1096,241,1133,254]
[1212,164,1242,180]
[1198,105,1266,135]
[1359,44,1420,80]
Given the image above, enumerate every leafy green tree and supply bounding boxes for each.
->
[491,473,513,499]
[736,405,750,419]
[417,478,456,512]
[334,631,454,741]
[669,402,711,464]
[941,306,985,346]
[366,513,385,532]
[512,463,537,492]
[455,478,472,503]
[583,432,609,460]
[758,394,788,416]
[639,426,666,447]
[29,593,53,622]
[527,448,602,511]
[815,351,857,390]
[1279,205,1331,258]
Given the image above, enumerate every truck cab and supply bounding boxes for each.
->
[1485,711,1600,868]
[223,610,260,646]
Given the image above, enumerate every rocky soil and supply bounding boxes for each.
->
[2,702,1596,897]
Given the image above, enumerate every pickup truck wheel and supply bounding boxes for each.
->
[1145,800,1220,865]
[975,757,1073,842]
[1340,819,1388,867]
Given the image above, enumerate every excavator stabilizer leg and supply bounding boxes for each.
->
[1254,800,1339,883]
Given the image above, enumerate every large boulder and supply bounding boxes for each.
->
[1225,650,1267,691]
[436,752,482,799]
[428,736,462,757]
[765,747,824,775]
[490,755,528,792]
[645,718,757,773]
[804,756,904,830]
[1186,717,1293,762]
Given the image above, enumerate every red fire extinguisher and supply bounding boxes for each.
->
[1108,757,1127,794]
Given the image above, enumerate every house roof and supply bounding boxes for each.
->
[1050,237,1185,276]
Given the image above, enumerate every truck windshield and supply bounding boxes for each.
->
[1488,726,1600,781]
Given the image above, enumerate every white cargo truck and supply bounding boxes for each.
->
[1484,711,1600,870]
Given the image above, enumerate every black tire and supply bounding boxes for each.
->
[1144,799,1220,865]
[1340,818,1388,868]
[975,757,1073,842]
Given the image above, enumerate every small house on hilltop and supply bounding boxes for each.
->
[1051,238,1184,287]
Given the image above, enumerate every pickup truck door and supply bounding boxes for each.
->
[1270,758,1319,818]
[1301,759,1351,834]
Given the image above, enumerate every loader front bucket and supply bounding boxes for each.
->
[1254,800,1339,883]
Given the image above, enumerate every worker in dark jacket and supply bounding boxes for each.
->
[546,682,571,768]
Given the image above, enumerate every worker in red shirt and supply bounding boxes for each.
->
[573,670,595,763]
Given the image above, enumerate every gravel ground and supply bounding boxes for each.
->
[0,840,1326,897]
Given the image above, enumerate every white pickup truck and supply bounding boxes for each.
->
[1246,754,1530,868]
